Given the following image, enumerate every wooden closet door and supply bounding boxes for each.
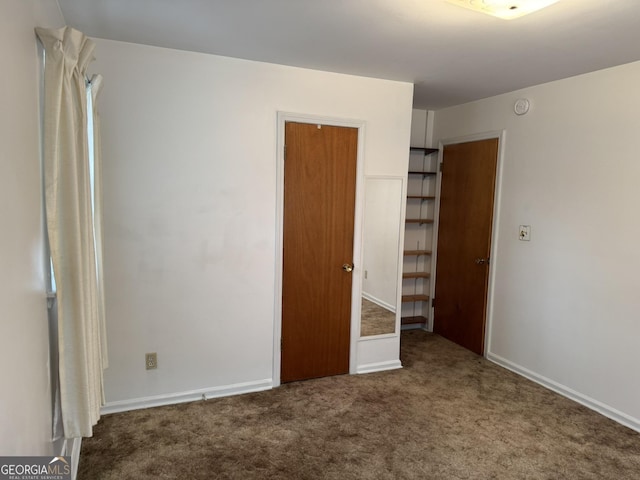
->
[434,138,498,355]
[281,122,358,382]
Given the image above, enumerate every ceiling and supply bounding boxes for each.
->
[57,0,640,110]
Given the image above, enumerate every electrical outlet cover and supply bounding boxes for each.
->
[145,352,157,370]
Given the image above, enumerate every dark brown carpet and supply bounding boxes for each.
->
[79,331,640,479]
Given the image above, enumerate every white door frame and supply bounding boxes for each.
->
[430,130,506,357]
[273,112,366,386]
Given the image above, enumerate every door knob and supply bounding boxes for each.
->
[474,258,489,265]
[342,263,354,273]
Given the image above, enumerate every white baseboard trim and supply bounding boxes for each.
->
[362,292,395,313]
[101,378,273,415]
[357,360,402,374]
[487,352,640,433]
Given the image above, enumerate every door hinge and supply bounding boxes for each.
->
[280,337,283,350]
[432,298,436,308]
[439,162,443,172]
[284,145,287,160]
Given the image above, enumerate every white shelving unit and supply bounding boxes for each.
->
[401,147,438,329]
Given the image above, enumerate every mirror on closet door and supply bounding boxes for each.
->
[360,177,404,337]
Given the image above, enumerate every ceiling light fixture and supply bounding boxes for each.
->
[446,0,560,20]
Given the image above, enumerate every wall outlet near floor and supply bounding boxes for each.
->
[518,225,531,241]
[145,352,158,370]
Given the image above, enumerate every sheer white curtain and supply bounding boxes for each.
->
[36,26,107,439]
[89,73,109,390]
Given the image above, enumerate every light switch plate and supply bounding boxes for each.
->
[519,225,531,241]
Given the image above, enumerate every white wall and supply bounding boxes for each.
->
[91,39,413,409]
[433,61,640,430]
[411,109,428,147]
[0,0,64,455]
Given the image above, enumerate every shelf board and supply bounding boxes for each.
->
[404,249,432,256]
[408,171,437,176]
[406,219,434,224]
[403,272,431,279]
[410,147,439,155]
[407,195,436,200]
[402,294,430,303]
[401,315,428,325]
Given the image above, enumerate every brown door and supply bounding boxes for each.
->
[433,138,498,355]
[281,122,358,383]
